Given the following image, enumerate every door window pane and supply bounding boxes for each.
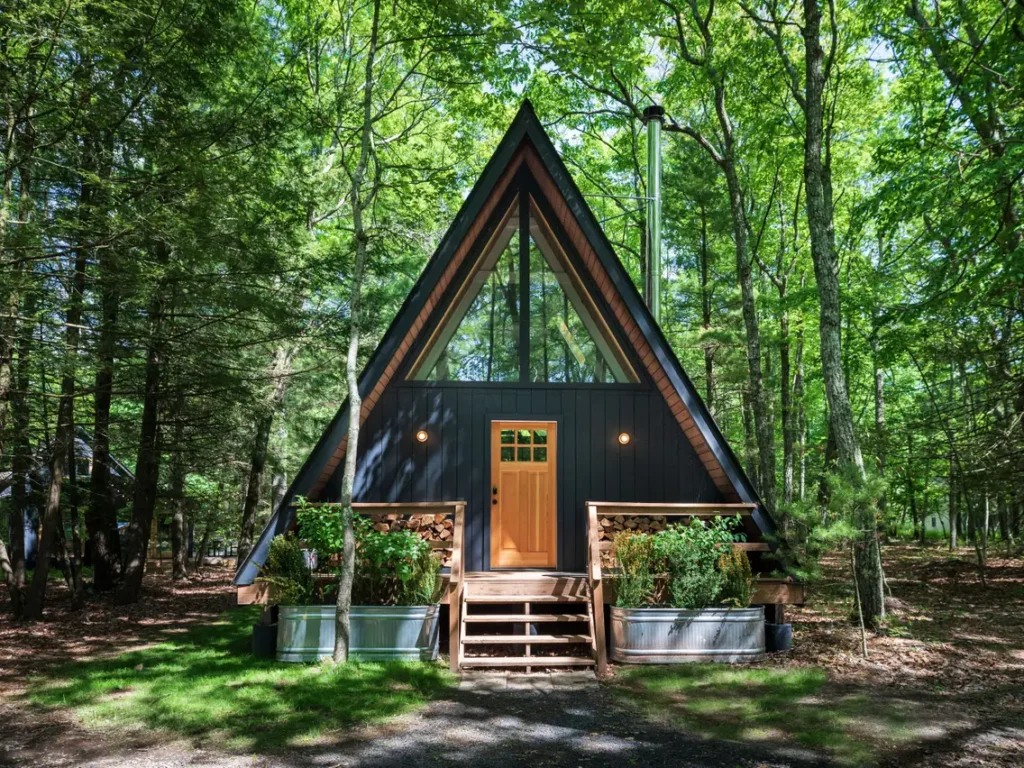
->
[500,429,515,444]
[517,447,531,462]
[533,447,547,462]
[516,429,531,444]
[500,447,515,462]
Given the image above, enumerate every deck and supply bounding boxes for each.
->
[236,501,804,675]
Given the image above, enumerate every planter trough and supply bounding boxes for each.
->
[610,605,765,663]
[276,605,440,663]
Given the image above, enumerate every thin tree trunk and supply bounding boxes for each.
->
[9,289,35,592]
[335,0,381,664]
[88,238,122,590]
[169,414,188,581]
[118,255,168,604]
[699,202,715,413]
[23,180,90,618]
[237,346,292,567]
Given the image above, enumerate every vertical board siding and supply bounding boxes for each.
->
[337,382,724,572]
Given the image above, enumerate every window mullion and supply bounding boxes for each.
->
[518,186,530,382]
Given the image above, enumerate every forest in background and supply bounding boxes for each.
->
[0,0,1021,622]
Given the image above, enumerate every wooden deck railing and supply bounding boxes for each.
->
[585,501,761,677]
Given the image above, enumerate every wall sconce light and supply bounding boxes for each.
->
[415,429,429,443]
[618,432,631,445]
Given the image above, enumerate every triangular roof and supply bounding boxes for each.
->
[235,101,773,585]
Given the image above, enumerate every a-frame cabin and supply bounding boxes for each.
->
[235,101,803,673]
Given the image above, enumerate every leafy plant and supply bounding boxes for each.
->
[295,496,347,559]
[654,516,740,610]
[257,535,315,606]
[718,548,756,608]
[354,524,441,606]
[614,531,657,608]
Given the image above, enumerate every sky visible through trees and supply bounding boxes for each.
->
[0,0,1021,619]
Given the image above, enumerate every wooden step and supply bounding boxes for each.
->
[460,656,595,668]
[464,594,589,603]
[463,634,591,644]
[464,613,589,623]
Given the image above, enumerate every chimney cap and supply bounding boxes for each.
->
[642,104,665,122]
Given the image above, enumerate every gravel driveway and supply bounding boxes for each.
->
[4,673,831,768]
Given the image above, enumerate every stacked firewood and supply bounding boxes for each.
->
[598,515,670,568]
[597,514,669,540]
[367,513,454,568]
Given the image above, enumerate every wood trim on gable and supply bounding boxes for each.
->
[307,147,527,497]
[521,146,741,502]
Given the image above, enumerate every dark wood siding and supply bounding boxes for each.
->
[329,381,724,572]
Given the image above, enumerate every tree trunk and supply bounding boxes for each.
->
[872,333,886,516]
[948,454,957,551]
[781,303,795,506]
[8,289,35,592]
[237,346,292,567]
[23,179,90,618]
[169,416,188,581]
[118,261,167,604]
[698,202,715,413]
[88,238,122,590]
[335,0,381,664]
[802,0,880,625]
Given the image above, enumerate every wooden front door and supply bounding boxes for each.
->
[490,421,557,568]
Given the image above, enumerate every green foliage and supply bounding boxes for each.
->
[654,517,741,610]
[717,548,755,608]
[256,536,315,606]
[614,531,657,608]
[354,522,441,607]
[295,497,347,557]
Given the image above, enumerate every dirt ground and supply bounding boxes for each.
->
[1,545,1023,767]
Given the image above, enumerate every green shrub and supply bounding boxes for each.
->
[615,531,657,608]
[294,499,441,606]
[257,535,316,605]
[354,521,441,606]
[654,517,739,610]
[718,548,756,608]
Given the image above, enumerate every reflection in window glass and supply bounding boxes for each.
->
[500,429,515,444]
[516,429,531,444]
[533,429,547,444]
[517,447,531,462]
[500,447,515,462]
[527,237,617,383]
[533,447,547,462]
[423,230,520,381]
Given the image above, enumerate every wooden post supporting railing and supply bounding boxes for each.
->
[586,503,608,677]
[449,502,466,673]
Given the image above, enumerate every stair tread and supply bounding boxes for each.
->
[460,656,595,667]
[463,634,591,644]
[464,613,589,623]
[464,594,589,603]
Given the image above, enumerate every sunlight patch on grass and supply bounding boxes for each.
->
[610,665,917,766]
[27,608,455,751]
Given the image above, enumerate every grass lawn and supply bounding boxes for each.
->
[26,607,456,751]
[609,664,919,766]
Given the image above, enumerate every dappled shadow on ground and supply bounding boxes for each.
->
[18,609,454,756]
[0,566,236,694]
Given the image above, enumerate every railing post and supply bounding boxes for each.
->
[449,502,466,674]
[586,503,608,676]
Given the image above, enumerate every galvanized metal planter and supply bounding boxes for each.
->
[609,606,765,663]
[276,605,440,663]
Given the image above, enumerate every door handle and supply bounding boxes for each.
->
[492,499,497,505]
[492,486,498,495]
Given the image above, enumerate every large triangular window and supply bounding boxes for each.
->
[409,194,638,383]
